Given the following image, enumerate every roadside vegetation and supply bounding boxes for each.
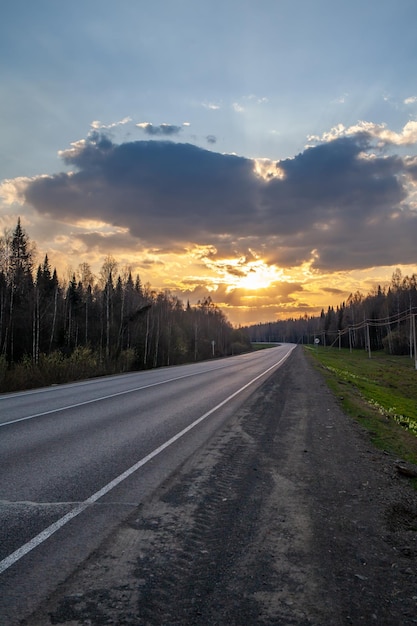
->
[305,346,417,472]
[250,342,279,351]
[0,219,252,393]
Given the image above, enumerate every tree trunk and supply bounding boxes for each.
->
[49,286,58,353]
[106,286,110,358]
[8,288,14,362]
[33,285,40,364]
[153,313,160,368]
[144,309,150,366]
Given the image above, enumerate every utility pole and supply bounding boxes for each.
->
[366,323,371,359]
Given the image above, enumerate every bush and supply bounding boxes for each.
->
[230,341,249,355]
[113,348,136,372]
[3,355,43,391]
[39,351,66,384]
[382,330,410,355]
[1,347,138,393]
[0,354,8,391]
[68,346,100,380]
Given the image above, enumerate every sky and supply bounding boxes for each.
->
[1,0,417,326]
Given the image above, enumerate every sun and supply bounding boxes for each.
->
[228,260,282,291]
[238,268,274,290]
[199,252,284,293]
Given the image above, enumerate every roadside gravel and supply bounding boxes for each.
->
[24,346,417,625]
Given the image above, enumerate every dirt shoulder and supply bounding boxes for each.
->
[25,347,417,625]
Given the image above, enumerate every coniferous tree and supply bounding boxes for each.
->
[8,218,35,361]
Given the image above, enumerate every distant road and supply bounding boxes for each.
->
[0,344,295,624]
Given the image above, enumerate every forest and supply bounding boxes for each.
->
[247,268,417,358]
[0,219,251,391]
[1,219,416,392]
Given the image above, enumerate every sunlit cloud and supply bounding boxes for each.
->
[7,127,417,276]
[0,177,34,205]
[308,120,417,147]
[201,252,284,292]
[91,117,132,130]
[2,118,417,324]
[57,139,88,160]
[253,158,286,181]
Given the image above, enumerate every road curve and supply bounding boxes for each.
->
[0,344,295,624]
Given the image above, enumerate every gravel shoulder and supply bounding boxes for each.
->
[24,346,417,625]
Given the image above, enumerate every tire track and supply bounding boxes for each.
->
[27,348,417,625]
[129,367,294,625]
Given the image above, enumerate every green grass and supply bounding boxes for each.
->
[251,342,279,351]
[305,346,417,470]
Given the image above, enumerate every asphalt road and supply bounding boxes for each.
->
[0,344,295,625]
[23,345,417,626]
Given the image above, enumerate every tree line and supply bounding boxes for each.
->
[247,267,417,355]
[0,219,251,391]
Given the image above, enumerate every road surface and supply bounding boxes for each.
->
[17,346,417,625]
[0,344,295,624]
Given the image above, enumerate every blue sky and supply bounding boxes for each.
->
[1,0,417,324]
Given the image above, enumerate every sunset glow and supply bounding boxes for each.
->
[1,1,417,326]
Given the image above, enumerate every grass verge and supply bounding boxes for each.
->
[251,342,279,351]
[305,346,417,473]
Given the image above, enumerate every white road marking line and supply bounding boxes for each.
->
[0,345,273,402]
[0,347,294,574]
[0,362,236,427]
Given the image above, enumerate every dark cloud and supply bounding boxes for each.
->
[405,155,417,179]
[28,136,257,241]
[322,287,347,295]
[206,135,217,144]
[75,230,140,254]
[22,132,417,272]
[212,281,304,308]
[138,123,182,136]
[88,131,114,150]
[224,265,246,277]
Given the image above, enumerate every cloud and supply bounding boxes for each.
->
[308,120,417,147]
[331,93,348,104]
[136,122,182,136]
[322,287,346,295]
[91,117,132,130]
[5,123,417,274]
[202,102,221,110]
[206,135,217,144]
[404,96,417,105]
[0,176,34,204]
[211,280,304,310]
[251,96,268,104]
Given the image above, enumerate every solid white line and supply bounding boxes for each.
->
[0,362,236,427]
[0,346,294,574]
